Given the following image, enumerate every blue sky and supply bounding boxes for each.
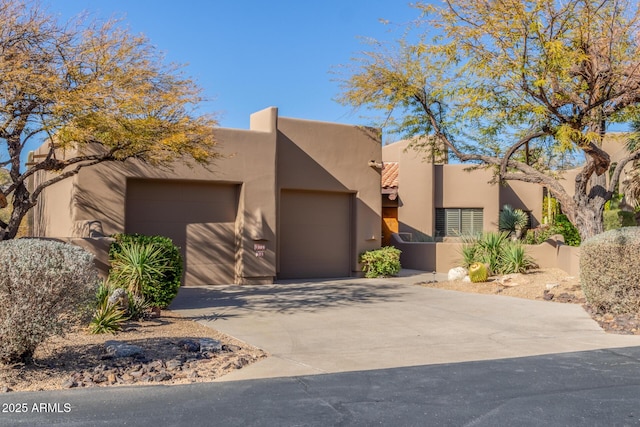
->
[47,0,420,141]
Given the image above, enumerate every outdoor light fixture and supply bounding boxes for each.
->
[368,160,383,168]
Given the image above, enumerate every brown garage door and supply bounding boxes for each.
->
[279,190,352,279]
[125,179,239,285]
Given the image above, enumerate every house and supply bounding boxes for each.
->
[381,138,543,243]
[29,107,382,285]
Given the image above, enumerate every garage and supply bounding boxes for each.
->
[125,179,239,285]
[279,190,352,279]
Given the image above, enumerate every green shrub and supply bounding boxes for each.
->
[469,262,488,283]
[0,239,99,364]
[580,227,640,314]
[553,214,581,246]
[524,215,581,247]
[604,209,637,231]
[461,232,536,275]
[109,234,183,309]
[360,246,402,278]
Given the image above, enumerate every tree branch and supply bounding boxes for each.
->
[499,129,550,177]
[609,149,640,193]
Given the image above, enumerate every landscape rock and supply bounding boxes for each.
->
[545,283,559,290]
[104,341,144,358]
[448,267,467,281]
[200,338,222,353]
[462,276,471,283]
[178,339,200,352]
[223,344,241,353]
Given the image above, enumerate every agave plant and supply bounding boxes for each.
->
[499,205,529,240]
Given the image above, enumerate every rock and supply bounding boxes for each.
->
[107,288,128,310]
[129,369,146,379]
[200,338,222,353]
[235,357,250,369]
[222,344,241,353]
[153,372,172,382]
[543,290,554,300]
[462,276,471,283]
[148,360,165,371]
[1,386,13,393]
[104,341,144,358]
[178,339,200,352]
[545,283,559,290]
[107,373,117,384]
[448,267,467,281]
[166,359,183,371]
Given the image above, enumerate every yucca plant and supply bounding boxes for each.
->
[127,293,152,321]
[477,232,509,274]
[89,299,128,334]
[500,241,537,274]
[109,242,172,298]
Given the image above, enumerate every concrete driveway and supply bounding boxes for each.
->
[170,270,640,381]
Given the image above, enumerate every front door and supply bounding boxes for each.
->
[382,207,398,246]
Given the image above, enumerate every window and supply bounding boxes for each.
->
[435,208,483,237]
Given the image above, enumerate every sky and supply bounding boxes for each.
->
[46,0,421,142]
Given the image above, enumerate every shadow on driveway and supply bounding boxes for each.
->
[170,278,411,315]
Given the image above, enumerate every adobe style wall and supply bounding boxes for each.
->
[276,118,382,277]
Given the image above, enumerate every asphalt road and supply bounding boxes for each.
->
[2,345,640,427]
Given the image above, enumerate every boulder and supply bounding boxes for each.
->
[448,267,467,281]
[104,340,144,358]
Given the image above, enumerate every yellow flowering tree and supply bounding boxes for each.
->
[0,0,220,240]
[339,0,640,240]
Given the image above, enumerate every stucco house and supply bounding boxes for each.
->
[380,138,543,244]
[29,107,382,285]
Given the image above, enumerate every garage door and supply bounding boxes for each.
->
[125,179,239,285]
[279,190,352,279]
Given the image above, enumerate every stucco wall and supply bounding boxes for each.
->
[382,139,435,238]
[499,180,544,227]
[276,117,382,275]
[435,164,500,233]
[30,107,382,284]
[392,234,579,275]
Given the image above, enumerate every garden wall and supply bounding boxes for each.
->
[391,234,580,276]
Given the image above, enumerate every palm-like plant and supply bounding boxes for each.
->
[499,205,529,240]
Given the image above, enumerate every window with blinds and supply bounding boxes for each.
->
[435,208,483,237]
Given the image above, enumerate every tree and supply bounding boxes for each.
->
[0,0,220,240]
[339,0,640,240]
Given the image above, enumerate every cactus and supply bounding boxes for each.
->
[469,262,488,283]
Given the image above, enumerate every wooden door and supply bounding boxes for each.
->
[382,207,398,246]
